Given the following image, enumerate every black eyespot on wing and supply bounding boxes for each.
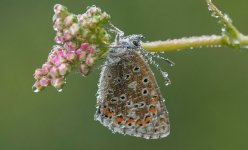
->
[119,94,126,101]
[133,66,140,72]
[142,88,148,95]
[143,77,149,84]
[124,74,131,80]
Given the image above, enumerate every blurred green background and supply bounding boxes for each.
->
[1,0,248,150]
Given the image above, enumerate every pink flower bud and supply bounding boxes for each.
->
[57,50,65,57]
[53,18,64,31]
[51,78,65,91]
[53,55,66,66]
[66,51,77,61]
[58,63,71,76]
[34,69,43,80]
[41,64,51,75]
[39,76,50,87]
[77,14,86,22]
[64,41,76,51]
[69,23,80,36]
[32,81,44,93]
[89,46,95,54]
[53,4,68,18]
[79,63,90,76]
[64,14,76,26]
[76,49,86,61]
[49,67,59,78]
[63,29,72,41]
[86,6,101,16]
[54,34,64,44]
[80,43,88,51]
[54,4,62,13]
[52,45,63,53]
[86,54,94,66]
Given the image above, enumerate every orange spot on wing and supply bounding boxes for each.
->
[126,118,135,126]
[115,116,124,124]
[151,96,159,103]
[135,119,143,126]
[144,116,151,124]
[149,106,157,115]
[101,108,114,117]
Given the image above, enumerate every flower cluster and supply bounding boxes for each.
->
[33,4,111,92]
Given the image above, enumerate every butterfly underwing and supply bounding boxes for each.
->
[94,34,170,139]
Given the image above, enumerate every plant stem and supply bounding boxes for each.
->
[141,34,248,52]
[141,0,248,52]
[141,35,223,52]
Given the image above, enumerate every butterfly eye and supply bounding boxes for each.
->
[132,40,140,47]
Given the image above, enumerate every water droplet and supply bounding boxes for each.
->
[57,88,63,92]
[241,45,248,49]
[232,39,240,45]
[221,27,226,33]
[32,86,41,93]
[165,81,171,86]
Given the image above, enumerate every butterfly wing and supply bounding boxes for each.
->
[95,50,170,139]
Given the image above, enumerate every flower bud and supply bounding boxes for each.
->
[33,69,43,80]
[54,4,69,18]
[76,49,87,61]
[89,46,95,54]
[32,81,44,93]
[66,51,77,62]
[58,63,71,76]
[64,41,77,51]
[86,54,94,66]
[79,63,91,76]
[63,29,72,41]
[80,43,88,50]
[39,76,50,87]
[51,78,65,91]
[69,23,80,36]
[64,14,77,27]
[41,64,51,75]
[49,67,59,78]
[53,18,64,31]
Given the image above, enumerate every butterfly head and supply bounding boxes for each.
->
[109,34,143,55]
[117,34,143,48]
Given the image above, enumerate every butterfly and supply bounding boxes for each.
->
[94,34,170,139]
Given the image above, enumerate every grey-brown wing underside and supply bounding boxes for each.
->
[95,51,170,139]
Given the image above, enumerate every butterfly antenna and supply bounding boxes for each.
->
[108,22,124,36]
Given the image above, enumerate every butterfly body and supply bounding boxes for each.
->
[95,35,170,139]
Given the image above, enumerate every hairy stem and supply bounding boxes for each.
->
[141,35,223,52]
[141,34,248,52]
[141,0,248,52]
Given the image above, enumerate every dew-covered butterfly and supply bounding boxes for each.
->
[94,33,170,139]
